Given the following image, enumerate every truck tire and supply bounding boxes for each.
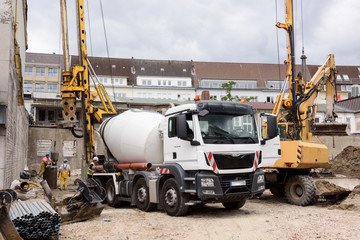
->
[134,178,157,212]
[106,179,117,207]
[222,197,246,210]
[285,175,317,206]
[269,185,285,197]
[160,178,189,216]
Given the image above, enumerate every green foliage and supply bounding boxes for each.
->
[220,81,258,102]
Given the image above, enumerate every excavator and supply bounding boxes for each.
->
[260,0,348,205]
[60,0,117,164]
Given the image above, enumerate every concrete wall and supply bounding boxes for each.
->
[27,127,85,172]
[0,0,29,189]
[316,135,360,157]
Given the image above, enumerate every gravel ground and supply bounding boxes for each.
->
[57,190,360,240]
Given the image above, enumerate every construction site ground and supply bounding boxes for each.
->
[7,146,360,240]
[56,188,360,240]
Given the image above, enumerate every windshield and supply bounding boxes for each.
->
[199,113,258,144]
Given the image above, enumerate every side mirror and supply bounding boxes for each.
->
[259,113,278,144]
[267,115,278,139]
[176,114,189,140]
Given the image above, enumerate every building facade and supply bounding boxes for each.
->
[24,52,360,134]
[0,0,29,189]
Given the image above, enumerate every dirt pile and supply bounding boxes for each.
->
[330,146,360,177]
[337,186,360,211]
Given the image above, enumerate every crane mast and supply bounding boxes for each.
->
[60,0,94,164]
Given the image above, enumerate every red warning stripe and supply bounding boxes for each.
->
[160,168,170,174]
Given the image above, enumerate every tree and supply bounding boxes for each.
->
[221,81,257,102]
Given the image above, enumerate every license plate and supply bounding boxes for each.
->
[230,180,246,187]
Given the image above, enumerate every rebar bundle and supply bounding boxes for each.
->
[9,199,62,239]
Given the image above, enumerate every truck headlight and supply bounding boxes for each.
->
[201,178,214,187]
[258,185,265,191]
[257,175,265,184]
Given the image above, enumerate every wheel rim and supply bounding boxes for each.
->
[107,185,114,202]
[137,186,146,203]
[292,183,304,198]
[165,187,177,207]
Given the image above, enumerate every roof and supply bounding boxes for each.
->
[336,96,360,112]
[247,101,275,110]
[193,61,309,88]
[133,59,192,78]
[26,52,64,67]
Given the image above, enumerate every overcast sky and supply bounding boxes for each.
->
[27,0,360,66]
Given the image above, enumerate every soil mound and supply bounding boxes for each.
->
[330,146,360,178]
[337,185,360,211]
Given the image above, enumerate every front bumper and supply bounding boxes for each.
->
[196,169,265,202]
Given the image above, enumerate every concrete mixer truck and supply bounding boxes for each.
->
[91,101,280,216]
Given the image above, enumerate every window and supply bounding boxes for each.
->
[141,67,145,71]
[35,83,45,92]
[168,81,171,86]
[266,96,274,103]
[160,68,164,72]
[336,75,342,81]
[343,75,350,81]
[168,117,176,138]
[142,80,146,85]
[266,80,282,89]
[177,81,182,86]
[48,110,55,122]
[163,80,166,86]
[183,81,187,87]
[36,67,45,77]
[202,82,210,88]
[357,67,360,72]
[38,110,46,121]
[23,83,32,93]
[212,82,218,88]
[183,69,187,72]
[147,80,152,85]
[115,93,126,98]
[341,85,352,91]
[47,84,58,92]
[158,80,161,86]
[25,67,33,76]
[48,68,58,77]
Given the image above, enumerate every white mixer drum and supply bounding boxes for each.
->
[101,109,165,164]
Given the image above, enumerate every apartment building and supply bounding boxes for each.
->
[24,52,360,134]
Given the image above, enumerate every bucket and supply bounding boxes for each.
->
[43,166,57,189]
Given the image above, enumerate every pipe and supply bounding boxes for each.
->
[40,180,53,202]
[94,162,152,171]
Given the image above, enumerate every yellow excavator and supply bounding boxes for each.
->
[60,0,117,164]
[260,0,348,205]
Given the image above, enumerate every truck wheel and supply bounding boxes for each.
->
[106,179,117,207]
[160,178,189,216]
[269,185,285,197]
[285,175,317,206]
[134,178,157,212]
[222,197,246,210]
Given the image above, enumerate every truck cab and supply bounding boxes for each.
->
[157,101,279,214]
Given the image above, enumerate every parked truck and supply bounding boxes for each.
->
[58,0,279,216]
[91,101,279,216]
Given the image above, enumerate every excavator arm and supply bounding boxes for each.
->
[273,0,347,141]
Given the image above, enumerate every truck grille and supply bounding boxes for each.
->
[213,153,254,170]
